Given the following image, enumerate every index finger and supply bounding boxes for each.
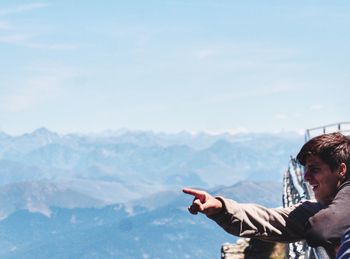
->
[182,187,206,198]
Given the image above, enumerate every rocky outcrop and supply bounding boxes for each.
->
[221,238,285,259]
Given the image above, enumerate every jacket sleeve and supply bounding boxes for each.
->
[208,197,322,243]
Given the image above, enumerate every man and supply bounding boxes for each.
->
[183,132,350,258]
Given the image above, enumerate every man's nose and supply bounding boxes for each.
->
[303,170,311,181]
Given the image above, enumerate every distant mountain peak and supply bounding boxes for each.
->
[32,127,56,136]
[29,127,60,140]
[14,127,61,147]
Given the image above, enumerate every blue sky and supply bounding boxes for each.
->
[0,0,349,135]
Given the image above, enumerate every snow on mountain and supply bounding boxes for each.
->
[0,181,106,220]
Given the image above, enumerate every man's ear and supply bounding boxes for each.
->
[339,163,347,178]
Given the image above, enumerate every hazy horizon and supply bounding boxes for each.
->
[0,125,309,137]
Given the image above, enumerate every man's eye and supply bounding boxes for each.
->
[310,168,319,174]
[304,167,319,175]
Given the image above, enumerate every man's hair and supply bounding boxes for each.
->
[296,132,350,178]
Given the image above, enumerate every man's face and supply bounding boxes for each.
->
[303,155,343,204]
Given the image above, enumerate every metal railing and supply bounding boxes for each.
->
[283,158,330,259]
[283,159,310,259]
[305,122,350,142]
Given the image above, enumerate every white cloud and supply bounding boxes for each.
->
[193,48,218,60]
[0,21,9,30]
[310,104,323,110]
[296,128,306,135]
[5,94,36,113]
[1,78,61,113]
[274,112,301,122]
[0,63,81,113]
[0,33,31,43]
[292,112,302,119]
[0,33,78,50]
[0,3,77,50]
[23,42,78,50]
[190,43,300,65]
[275,113,287,120]
[206,83,294,105]
[0,3,49,16]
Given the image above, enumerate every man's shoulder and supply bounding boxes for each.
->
[338,180,350,193]
[286,200,324,224]
[297,200,324,212]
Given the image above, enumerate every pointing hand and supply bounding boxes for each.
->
[182,188,223,216]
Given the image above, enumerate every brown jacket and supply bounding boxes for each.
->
[208,180,350,258]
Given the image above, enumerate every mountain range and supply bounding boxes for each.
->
[0,128,303,201]
[0,180,282,259]
[0,128,303,258]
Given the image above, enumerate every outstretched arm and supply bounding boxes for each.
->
[183,187,317,243]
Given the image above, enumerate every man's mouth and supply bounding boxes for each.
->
[311,184,319,191]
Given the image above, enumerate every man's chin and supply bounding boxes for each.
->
[314,193,323,203]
